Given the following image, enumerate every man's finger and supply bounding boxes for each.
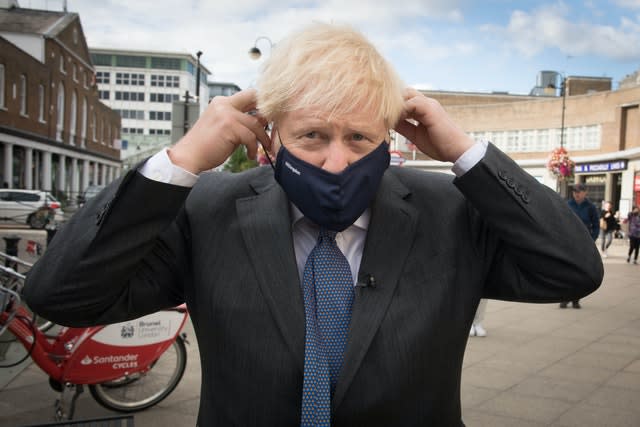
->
[402,87,422,101]
[394,119,417,143]
[228,88,258,112]
[236,110,272,151]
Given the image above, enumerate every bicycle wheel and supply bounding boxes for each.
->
[89,335,187,412]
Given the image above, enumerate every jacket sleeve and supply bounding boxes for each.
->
[23,169,192,327]
[454,144,603,303]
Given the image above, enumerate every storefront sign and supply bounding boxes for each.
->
[575,160,627,173]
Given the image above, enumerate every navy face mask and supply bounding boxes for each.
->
[270,141,390,232]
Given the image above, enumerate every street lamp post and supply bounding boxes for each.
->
[560,75,567,148]
[195,50,203,101]
[248,36,273,60]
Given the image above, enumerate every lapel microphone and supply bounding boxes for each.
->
[357,272,376,289]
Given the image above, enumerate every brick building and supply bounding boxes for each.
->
[0,2,121,202]
[397,75,640,214]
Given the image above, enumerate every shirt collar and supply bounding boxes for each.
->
[290,203,370,231]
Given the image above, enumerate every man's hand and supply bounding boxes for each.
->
[168,89,272,174]
[394,88,475,163]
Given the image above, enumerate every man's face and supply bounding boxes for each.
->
[573,190,587,203]
[273,107,387,174]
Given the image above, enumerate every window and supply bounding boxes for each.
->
[122,127,144,134]
[83,71,88,88]
[151,75,179,87]
[92,111,97,141]
[149,129,170,135]
[56,82,65,141]
[91,54,112,66]
[72,63,77,81]
[0,64,5,108]
[70,90,77,144]
[81,97,87,145]
[150,93,179,103]
[114,109,144,120]
[151,57,181,70]
[60,55,66,73]
[132,73,144,85]
[98,90,110,100]
[149,111,171,121]
[115,55,146,68]
[96,71,110,84]
[114,91,144,101]
[38,84,45,122]
[115,72,144,85]
[20,74,27,116]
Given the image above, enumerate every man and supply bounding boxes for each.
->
[561,183,600,309]
[24,23,603,426]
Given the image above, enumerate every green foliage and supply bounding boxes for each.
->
[223,145,258,172]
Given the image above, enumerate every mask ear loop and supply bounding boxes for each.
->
[260,124,276,171]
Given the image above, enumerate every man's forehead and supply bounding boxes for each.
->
[282,108,385,130]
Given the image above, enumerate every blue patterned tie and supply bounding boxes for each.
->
[300,229,355,427]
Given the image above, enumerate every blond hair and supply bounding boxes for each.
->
[256,22,405,128]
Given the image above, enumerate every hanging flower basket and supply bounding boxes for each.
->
[547,147,575,181]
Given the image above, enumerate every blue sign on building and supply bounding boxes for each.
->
[575,160,627,173]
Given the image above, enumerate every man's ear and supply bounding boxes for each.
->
[270,124,281,150]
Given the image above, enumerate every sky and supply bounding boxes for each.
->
[22,0,640,95]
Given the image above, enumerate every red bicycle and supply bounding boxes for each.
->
[0,251,189,421]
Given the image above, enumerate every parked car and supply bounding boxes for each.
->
[0,189,65,229]
[77,185,106,206]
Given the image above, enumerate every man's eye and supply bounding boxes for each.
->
[352,134,365,141]
[304,131,318,139]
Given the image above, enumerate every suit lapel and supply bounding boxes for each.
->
[236,175,306,370]
[333,171,419,409]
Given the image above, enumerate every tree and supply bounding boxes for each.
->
[223,145,258,172]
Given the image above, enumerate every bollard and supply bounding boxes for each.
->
[3,235,21,268]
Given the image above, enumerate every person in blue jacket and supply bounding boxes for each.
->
[562,183,600,308]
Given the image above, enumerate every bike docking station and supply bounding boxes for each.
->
[0,240,190,425]
[0,230,48,388]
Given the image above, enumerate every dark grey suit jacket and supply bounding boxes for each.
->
[25,144,603,426]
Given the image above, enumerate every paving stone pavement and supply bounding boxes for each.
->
[1,238,638,426]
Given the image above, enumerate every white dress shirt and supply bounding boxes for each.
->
[139,141,488,285]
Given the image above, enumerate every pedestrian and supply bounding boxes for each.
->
[627,206,640,264]
[600,201,617,257]
[23,22,603,426]
[469,299,488,337]
[561,183,600,309]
